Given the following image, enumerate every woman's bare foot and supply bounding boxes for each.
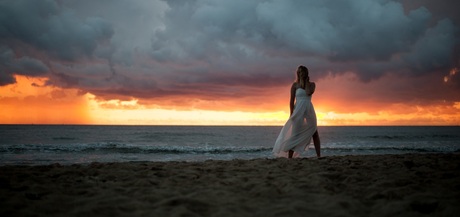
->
[288,150,294,158]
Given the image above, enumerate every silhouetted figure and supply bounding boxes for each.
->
[273,65,321,158]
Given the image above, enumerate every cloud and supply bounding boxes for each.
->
[149,0,458,80]
[0,0,113,60]
[403,19,458,73]
[0,0,113,85]
[0,0,459,112]
[0,47,49,85]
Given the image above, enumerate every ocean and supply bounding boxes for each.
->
[1,125,459,165]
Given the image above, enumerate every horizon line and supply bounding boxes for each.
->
[1,124,459,127]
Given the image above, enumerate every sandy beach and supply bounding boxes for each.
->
[1,153,459,216]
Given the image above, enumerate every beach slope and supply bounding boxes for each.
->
[1,154,459,216]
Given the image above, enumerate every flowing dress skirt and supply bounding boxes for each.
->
[273,89,317,158]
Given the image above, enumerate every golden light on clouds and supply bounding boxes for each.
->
[1,75,460,126]
[444,67,458,83]
[87,93,289,125]
[454,102,460,110]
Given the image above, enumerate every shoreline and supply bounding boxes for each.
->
[1,153,459,216]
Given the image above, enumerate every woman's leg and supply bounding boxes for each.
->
[288,150,294,158]
[313,130,321,157]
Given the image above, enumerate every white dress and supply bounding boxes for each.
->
[273,88,317,158]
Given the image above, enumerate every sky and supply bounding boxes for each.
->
[1,0,459,125]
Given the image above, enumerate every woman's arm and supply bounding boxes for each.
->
[290,83,296,116]
[307,82,316,96]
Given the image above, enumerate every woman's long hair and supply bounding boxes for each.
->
[296,65,309,89]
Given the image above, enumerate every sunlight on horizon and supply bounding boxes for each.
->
[86,93,289,125]
[1,75,460,126]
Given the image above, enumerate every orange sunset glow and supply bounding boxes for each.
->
[2,75,459,126]
[0,76,90,124]
[1,1,459,126]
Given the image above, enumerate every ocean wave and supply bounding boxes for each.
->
[365,134,460,140]
[321,146,456,153]
[0,143,273,155]
[1,142,459,156]
[52,137,77,140]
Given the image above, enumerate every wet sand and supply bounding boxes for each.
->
[1,153,459,216]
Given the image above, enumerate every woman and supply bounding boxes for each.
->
[273,65,321,158]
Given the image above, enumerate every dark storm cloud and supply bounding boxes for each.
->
[0,46,49,85]
[403,19,457,72]
[1,0,459,104]
[0,0,113,85]
[147,0,459,87]
[0,0,113,60]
